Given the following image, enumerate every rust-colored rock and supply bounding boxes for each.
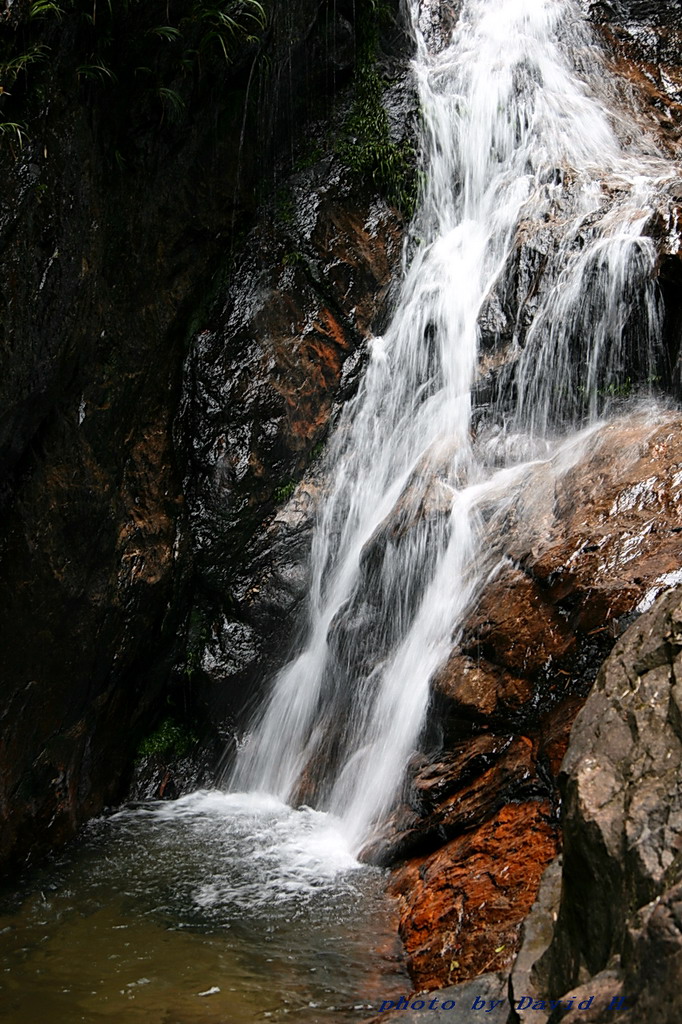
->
[462,566,576,675]
[365,734,542,865]
[435,414,682,737]
[382,413,682,994]
[387,800,559,990]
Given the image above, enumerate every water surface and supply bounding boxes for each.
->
[0,792,408,1024]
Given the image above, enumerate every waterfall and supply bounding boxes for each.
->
[230,0,671,851]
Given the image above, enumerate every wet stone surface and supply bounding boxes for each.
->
[378,414,682,989]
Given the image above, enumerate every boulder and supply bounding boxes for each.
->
[537,585,682,1001]
[365,972,508,1022]
[387,800,558,990]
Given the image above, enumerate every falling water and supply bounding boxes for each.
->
[231,0,673,849]
[3,7,678,1018]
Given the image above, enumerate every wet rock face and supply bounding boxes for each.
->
[538,585,682,1001]
[415,0,462,52]
[473,0,682,413]
[500,587,682,1024]
[186,192,403,595]
[381,414,682,989]
[184,187,406,732]
[0,0,410,872]
[437,415,682,737]
[586,0,682,152]
[580,0,682,395]
[476,174,682,417]
[183,54,415,730]
[382,587,682,1021]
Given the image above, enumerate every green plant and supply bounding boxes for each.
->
[194,0,267,61]
[76,62,117,81]
[274,480,296,503]
[148,25,182,42]
[294,138,323,172]
[136,717,198,761]
[281,250,304,267]
[0,43,48,86]
[30,1,64,19]
[0,0,271,150]
[0,121,27,146]
[600,376,633,399]
[309,438,325,461]
[157,84,185,119]
[337,1,417,216]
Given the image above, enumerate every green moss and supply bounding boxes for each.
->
[281,250,304,267]
[337,1,417,217]
[136,717,198,761]
[274,480,296,503]
[309,438,325,461]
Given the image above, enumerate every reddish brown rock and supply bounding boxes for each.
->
[590,2,682,155]
[434,654,533,721]
[258,203,402,451]
[435,414,682,736]
[387,800,559,991]
[462,567,576,675]
[365,734,543,865]
[188,188,408,731]
[382,414,682,994]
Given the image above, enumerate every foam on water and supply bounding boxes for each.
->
[112,790,361,913]
[0,792,407,1023]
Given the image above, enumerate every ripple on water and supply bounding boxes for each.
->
[0,792,408,1024]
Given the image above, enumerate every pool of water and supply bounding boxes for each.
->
[0,791,409,1023]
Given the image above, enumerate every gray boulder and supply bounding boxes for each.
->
[536,586,682,1012]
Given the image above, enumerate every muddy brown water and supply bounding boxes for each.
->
[0,792,409,1023]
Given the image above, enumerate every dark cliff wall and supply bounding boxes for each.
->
[0,0,411,873]
[179,33,416,761]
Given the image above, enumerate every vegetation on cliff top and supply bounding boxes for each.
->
[0,0,268,147]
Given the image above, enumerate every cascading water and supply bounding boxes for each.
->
[2,4,679,1020]
[230,0,673,850]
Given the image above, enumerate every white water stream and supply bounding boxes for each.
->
[231,0,674,853]
[1,3,679,1020]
